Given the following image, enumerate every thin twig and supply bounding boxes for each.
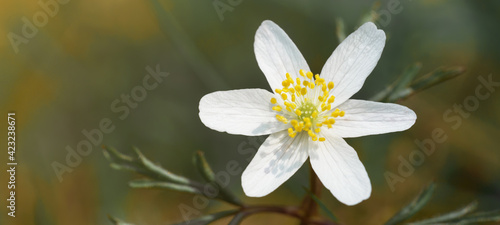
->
[238,205,338,225]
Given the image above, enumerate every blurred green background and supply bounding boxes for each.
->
[1,0,500,224]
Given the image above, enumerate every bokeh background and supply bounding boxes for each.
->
[1,0,500,224]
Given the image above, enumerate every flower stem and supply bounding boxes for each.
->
[301,161,322,224]
[230,164,338,225]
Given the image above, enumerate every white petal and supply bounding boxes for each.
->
[254,20,310,92]
[331,99,417,138]
[309,132,371,205]
[320,22,386,106]
[242,131,309,197]
[199,89,288,136]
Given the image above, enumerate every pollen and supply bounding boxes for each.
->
[270,70,346,141]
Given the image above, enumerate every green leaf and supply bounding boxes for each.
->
[448,209,500,224]
[172,210,239,225]
[104,146,194,186]
[385,182,436,225]
[103,146,146,174]
[408,201,478,225]
[193,151,216,183]
[371,65,465,103]
[104,147,244,206]
[228,212,247,225]
[370,63,421,103]
[335,18,346,43]
[129,179,201,194]
[133,147,191,185]
[359,1,381,25]
[387,63,422,102]
[370,85,394,102]
[409,66,466,94]
[213,182,243,207]
[103,146,133,162]
[108,215,134,225]
[303,187,338,222]
[192,151,243,207]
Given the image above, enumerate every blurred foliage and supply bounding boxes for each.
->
[1,0,500,224]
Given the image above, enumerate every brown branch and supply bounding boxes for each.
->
[237,205,338,225]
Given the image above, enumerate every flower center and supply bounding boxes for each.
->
[270,70,345,142]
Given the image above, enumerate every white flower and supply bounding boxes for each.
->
[199,20,416,205]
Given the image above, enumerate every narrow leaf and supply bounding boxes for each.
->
[108,215,134,225]
[129,179,200,194]
[103,146,133,162]
[408,201,478,225]
[193,151,216,183]
[409,66,466,94]
[387,63,422,102]
[192,151,243,207]
[335,18,346,43]
[228,212,247,225]
[359,1,381,25]
[370,85,393,102]
[133,147,190,185]
[448,209,500,224]
[103,146,149,174]
[303,187,338,222]
[371,66,465,103]
[385,182,436,225]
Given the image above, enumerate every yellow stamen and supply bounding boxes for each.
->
[295,85,301,93]
[328,96,335,104]
[301,88,307,96]
[306,71,313,79]
[271,70,344,141]
[276,115,288,124]
[299,69,305,77]
[328,81,334,90]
